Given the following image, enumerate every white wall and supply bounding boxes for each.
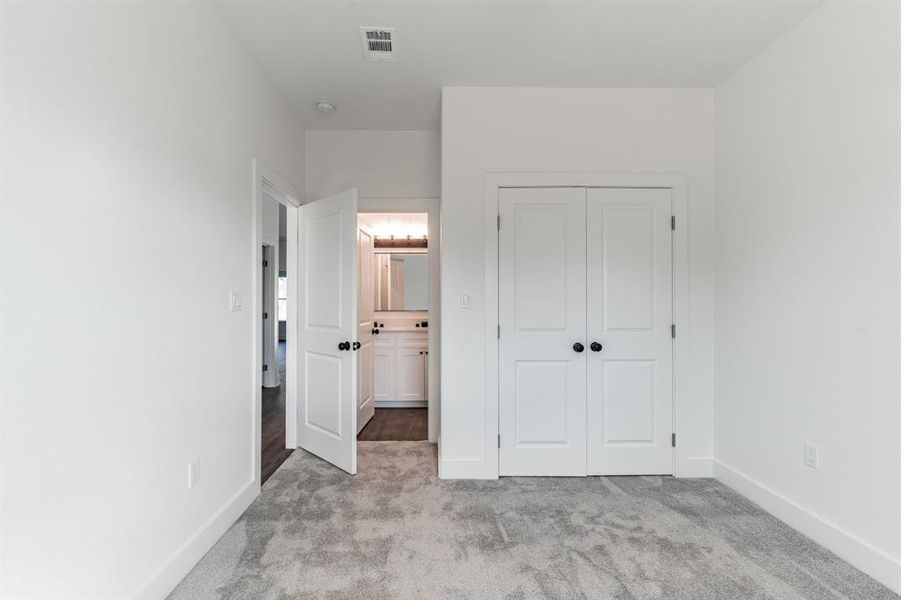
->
[714,1,901,591]
[440,87,715,478]
[0,3,304,598]
[305,130,439,199]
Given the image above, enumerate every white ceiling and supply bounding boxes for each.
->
[218,0,822,130]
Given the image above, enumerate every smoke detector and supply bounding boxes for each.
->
[360,27,396,62]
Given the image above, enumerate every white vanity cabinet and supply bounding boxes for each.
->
[373,331,428,407]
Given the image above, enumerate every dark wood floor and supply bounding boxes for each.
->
[357,408,428,441]
[261,341,292,484]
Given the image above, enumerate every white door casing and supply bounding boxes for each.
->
[297,188,358,474]
[586,188,673,475]
[498,188,588,476]
[357,221,376,433]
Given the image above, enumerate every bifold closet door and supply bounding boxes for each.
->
[586,188,673,475]
[498,188,587,476]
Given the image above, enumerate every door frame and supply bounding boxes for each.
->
[358,198,441,444]
[483,173,692,477]
[252,158,301,487]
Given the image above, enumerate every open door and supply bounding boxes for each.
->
[297,188,358,474]
[357,219,376,433]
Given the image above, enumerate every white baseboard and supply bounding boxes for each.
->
[439,458,498,479]
[374,400,427,408]
[130,480,260,599]
[676,455,713,478]
[714,460,901,594]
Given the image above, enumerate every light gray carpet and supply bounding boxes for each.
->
[169,442,896,600]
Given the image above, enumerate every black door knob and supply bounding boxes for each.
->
[573,342,585,353]
[352,341,361,351]
[372,328,380,335]
[590,342,603,352]
[338,341,350,351]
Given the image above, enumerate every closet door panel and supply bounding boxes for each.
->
[586,188,673,475]
[498,187,587,476]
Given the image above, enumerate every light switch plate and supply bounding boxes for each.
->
[229,290,243,312]
[460,292,472,309]
[187,462,199,488]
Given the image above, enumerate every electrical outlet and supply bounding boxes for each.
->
[187,462,199,488]
[803,443,819,469]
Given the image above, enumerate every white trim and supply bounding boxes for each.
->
[252,158,301,477]
[715,459,901,594]
[438,458,500,480]
[679,456,714,478]
[358,197,441,444]
[374,400,428,408]
[473,172,691,480]
[130,481,257,599]
[252,158,301,466]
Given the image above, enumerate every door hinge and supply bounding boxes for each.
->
[497,324,500,339]
[498,434,501,448]
[263,364,269,372]
[671,215,676,231]
[671,324,676,339]
[671,433,676,447]
[263,259,269,267]
[497,214,501,230]
[263,312,268,320]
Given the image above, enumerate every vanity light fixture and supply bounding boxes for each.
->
[373,233,428,249]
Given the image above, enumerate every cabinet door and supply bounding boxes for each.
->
[373,348,396,403]
[396,347,427,402]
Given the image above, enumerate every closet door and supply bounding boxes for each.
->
[586,188,673,475]
[498,188,587,476]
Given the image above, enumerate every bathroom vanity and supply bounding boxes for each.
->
[372,321,428,407]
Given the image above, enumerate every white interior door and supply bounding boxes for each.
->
[356,220,375,433]
[261,245,279,388]
[498,188,587,476]
[297,188,358,474]
[586,188,673,475]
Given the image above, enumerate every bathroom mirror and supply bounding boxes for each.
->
[375,252,428,311]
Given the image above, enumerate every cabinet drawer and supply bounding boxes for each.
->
[373,332,396,349]
[397,332,428,348]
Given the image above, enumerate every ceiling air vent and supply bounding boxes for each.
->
[360,27,396,62]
